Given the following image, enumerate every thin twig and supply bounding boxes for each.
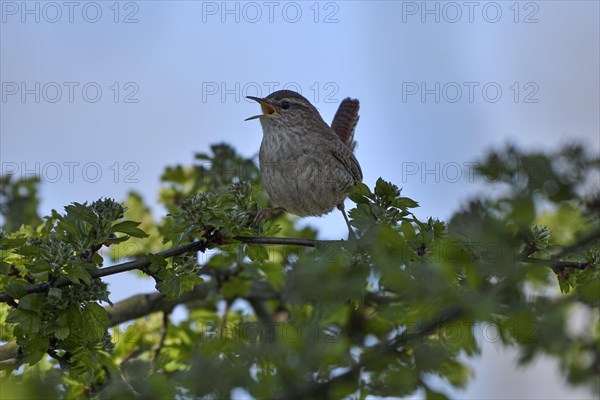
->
[518,256,591,270]
[0,236,316,303]
[233,236,316,247]
[153,311,170,370]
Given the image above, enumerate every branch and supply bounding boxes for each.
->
[0,280,278,366]
[0,240,206,303]
[518,256,591,271]
[0,342,20,367]
[516,227,599,272]
[555,228,600,259]
[275,306,465,400]
[108,280,276,326]
[0,236,317,304]
[233,236,316,247]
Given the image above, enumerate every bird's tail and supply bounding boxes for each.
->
[331,98,360,151]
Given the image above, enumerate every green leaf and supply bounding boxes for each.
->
[577,277,599,303]
[95,349,120,374]
[4,279,30,299]
[177,224,201,244]
[557,272,571,294]
[0,235,27,250]
[47,287,62,302]
[401,221,416,241]
[157,273,203,300]
[22,336,49,365]
[81,302,109,341]
[53,325,70,340]
[148,253,168,273]
[63,203,98,225]
[63,263,93,285]
[375,178,400,203]
[0,260,10,274]
[221,277,251,299]
[348,181,374,204]
[18,293,46,311]
[6,308,41,333]
[258,262,285,289]
[531,225,551,249]
[247,244,269,262]
[57,304,82,330]
[104,235,129,245]
[111,220,149,238]
[349,203,379,229]
[395,197,419,209]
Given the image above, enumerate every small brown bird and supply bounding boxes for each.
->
[246,90,362,234]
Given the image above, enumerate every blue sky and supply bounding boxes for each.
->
[1,1,598,398]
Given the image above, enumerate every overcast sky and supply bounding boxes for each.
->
[1,1,598,398]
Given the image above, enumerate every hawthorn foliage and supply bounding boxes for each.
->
[0,143,598,399]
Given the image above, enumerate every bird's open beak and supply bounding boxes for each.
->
[245,96,276,121]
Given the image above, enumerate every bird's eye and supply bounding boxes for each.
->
[281,101,290,110]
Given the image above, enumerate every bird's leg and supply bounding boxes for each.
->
[337,203,357,240]
[251,206,286,228]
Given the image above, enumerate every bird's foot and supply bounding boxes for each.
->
[337,203,357,241]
